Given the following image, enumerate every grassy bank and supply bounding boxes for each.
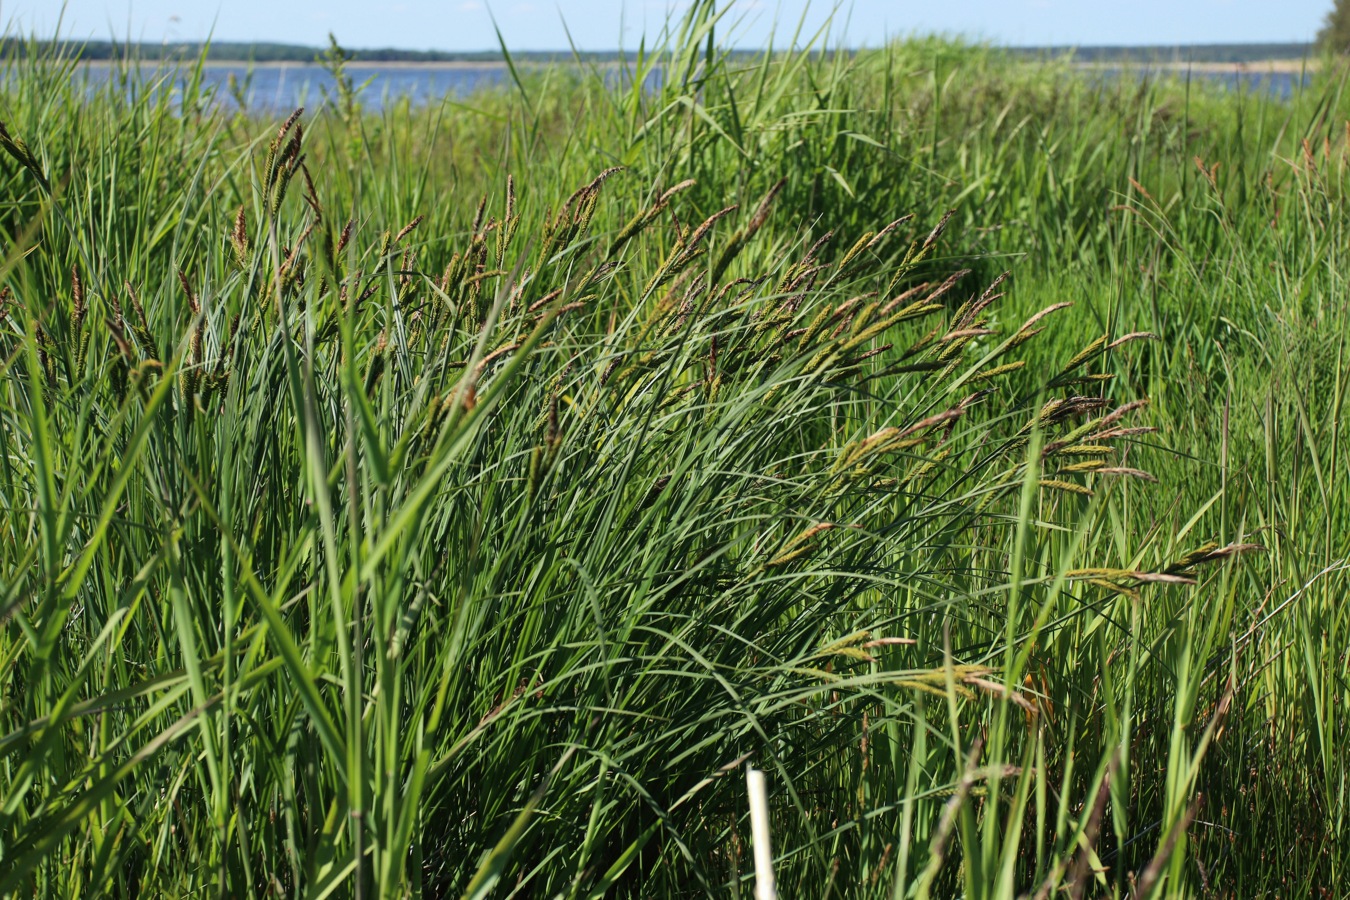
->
[0,7,1346,897]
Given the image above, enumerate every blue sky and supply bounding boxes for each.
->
[7,1,1331,51]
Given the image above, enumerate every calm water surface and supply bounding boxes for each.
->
[76,62,1311,113]
[1091,66,1310,100]
[79,63,513,111]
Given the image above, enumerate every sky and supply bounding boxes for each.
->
[3,0,1332,51]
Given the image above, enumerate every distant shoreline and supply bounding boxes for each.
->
[34,38,1318,68]
[72,58,1322,74]
[72,59,1319,79]
[1074,59,1317,74]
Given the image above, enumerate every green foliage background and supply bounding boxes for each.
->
[1322,0,1350,53]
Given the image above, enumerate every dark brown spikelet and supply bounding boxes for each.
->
[336,219,355,256]
[124,281,145,325]
[953,271,1010,330]
[526,288,564,314]
[684,206,738,255]
[709,180,786,284]
[70,267,88,369]
[123,281,160,363]
[395,215,425,244]
[283,125,303,169]
[177,269,200,314]
[274,107,304,150]
[775,231,833,294]
[300,163,322,218]
[881,282,932,315]
[923,269,971,307]
[34,323,54,386]
[607,178,695,258]
[471,195,488,234]
[232,205,249,266]
[71,267,85,326]
[546,394,560,446]
[748,178,787,232]
[105,315,136,362]
[357,278,380,305]
[264,110,296,184]
[639,474,672,512]
[922,209,956,251]
[569,166,624,207]
[866,214,916,250]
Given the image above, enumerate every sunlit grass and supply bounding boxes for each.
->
[0,4,1346,896]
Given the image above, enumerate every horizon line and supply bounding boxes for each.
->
[8,36,1321,53]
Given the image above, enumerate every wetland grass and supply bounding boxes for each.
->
[0,6,1346,896]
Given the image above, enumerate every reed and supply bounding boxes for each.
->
[0,4,1345,896]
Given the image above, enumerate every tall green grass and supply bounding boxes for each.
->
[0,4,1346,896]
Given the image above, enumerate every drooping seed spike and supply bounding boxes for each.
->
[396,215,425,244]
[336,219,354,256]
[747,178,787,232]
[177,269,200,313]
[865,213,915,249]
[922,208,956,250]
[232,205,249,263]
[273,107,304,150]
[300,163,322,218]
[921,269,971,306]
[1062,335,1109,373]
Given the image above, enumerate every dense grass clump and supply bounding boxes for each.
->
[0,5,1347,897]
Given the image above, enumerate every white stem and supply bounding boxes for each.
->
[747,766,778,900]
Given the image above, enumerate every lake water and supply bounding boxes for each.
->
[79,63,512,112]
[1090,66,1310,100]
[75,62,1311,113]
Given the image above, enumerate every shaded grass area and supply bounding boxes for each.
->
[0,6,1346,897]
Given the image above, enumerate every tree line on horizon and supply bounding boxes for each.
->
[0,36,1324,66]
[1322,0,1350,51]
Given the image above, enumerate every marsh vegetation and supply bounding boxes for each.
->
[0,6,1346,896]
